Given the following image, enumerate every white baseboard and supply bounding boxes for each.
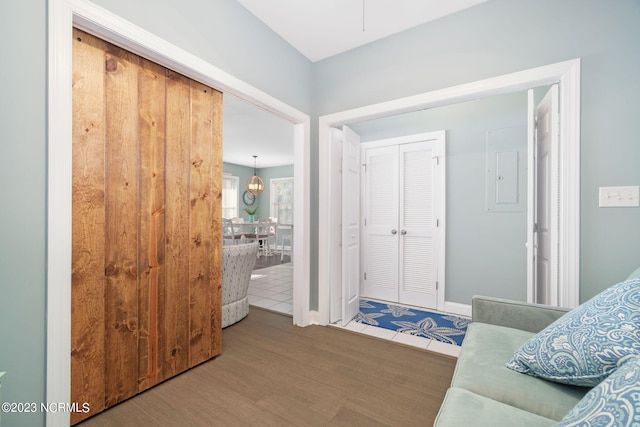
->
[444,301,472,318]
[308,310,320,325]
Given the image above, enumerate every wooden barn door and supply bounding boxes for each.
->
[71,28,223,424]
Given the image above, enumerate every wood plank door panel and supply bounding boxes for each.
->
[103,39,141,409]
[189,81,219,367]
[163,70,193,382]
[71,29,107,424]
[138,57,167,391]
[71,28,223,424]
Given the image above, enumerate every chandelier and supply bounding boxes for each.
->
[246,155,264,195]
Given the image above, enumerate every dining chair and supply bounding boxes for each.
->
[222,218,245,245]
[245,218,273,257]
[268,217,278,252]
[280,233,293,264]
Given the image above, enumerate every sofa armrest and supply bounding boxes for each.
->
[471,295,570,333]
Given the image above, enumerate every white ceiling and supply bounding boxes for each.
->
[236,0,488,62]
[224,0,488,168]
[223,95,294,168]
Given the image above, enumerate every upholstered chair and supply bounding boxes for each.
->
[222,242,259,328]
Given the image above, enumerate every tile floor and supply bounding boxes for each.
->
[248,263,294,315]
[331,318,461,358]
[247,264,461,358]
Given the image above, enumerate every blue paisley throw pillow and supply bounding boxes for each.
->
[554,355,640,426]
[506,277,640,387]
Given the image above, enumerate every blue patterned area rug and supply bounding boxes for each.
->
[354,299,471,346]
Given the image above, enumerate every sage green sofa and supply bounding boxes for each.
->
[434,296,585,426]
[436,268,640,426]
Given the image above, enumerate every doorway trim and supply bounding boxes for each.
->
[318,58,580,325]
[48,0,311,425]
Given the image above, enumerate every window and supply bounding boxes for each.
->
[270,177,293,224]
[222,174,239,219]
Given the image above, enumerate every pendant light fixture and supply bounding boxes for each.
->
[246,155,264,195]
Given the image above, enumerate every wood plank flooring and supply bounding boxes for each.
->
[78,308,455,426]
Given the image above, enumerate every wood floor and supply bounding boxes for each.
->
[78,308,455,426]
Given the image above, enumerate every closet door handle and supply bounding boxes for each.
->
[391,229,397,235]
[401,230,407,235]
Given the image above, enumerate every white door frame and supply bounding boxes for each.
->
[318,59,581,325]
[48,0,311,425]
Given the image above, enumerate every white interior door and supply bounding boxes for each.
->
[341,125,361,325]
[398,141,439,308]
[361,145,399,301]
[329,128,343,323]
[534,85,559,306]
[526,90,536,303]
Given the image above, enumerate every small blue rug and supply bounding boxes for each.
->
[354,299,471,346]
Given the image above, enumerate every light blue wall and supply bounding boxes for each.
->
[2,1,640,425]
[223,163,293,223]
[223,162,253,221]
[91,0,313,112]
[351,91,530,302]
[0,1,47,426]
[314,0,640,304]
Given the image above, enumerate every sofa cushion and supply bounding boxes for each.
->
[628,266,640,281]
[554,355,640,426]
[506,277,640,387]
[434,388,556,427]
[452,322,587,421]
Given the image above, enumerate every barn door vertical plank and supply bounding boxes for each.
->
[71,28,107,425]
[188,81,215,366]
[163,70,191,379]
[137,58,167,390]
[103,43,140,407]
[210,89,223,358]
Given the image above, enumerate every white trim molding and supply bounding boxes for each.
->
[48,1,311,425]
[444,302,472,318]
[318,58,581,325]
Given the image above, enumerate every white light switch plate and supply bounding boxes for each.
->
[599,186,640,207]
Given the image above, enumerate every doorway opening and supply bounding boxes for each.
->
[318,59,580,326]
[222,95,295,315]
[48,1,310,425]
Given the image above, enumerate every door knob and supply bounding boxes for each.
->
[401,230,407,235]
[391,229,397,235]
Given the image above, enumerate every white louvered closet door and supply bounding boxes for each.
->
[361,145,399,301]
[361,136,442,310]
[398,141,438,308]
